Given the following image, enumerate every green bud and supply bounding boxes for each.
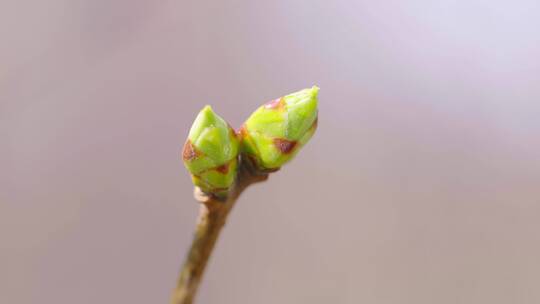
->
[240,86,319,170]
[182,106,239,196]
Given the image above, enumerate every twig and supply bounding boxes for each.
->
[170,162,269,304]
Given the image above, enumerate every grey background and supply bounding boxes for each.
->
[2,1,540,303]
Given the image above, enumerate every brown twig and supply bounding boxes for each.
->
[170,162,269,304]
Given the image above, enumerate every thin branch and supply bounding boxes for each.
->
[170,163,268,304]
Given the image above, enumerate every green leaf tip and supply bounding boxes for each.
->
[183,106,239,196]
[240,86,319,170]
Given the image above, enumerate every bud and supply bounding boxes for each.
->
[182,106,239,196]
[240,86,319,171]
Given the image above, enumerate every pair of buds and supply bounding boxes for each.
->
[182,86,319,197]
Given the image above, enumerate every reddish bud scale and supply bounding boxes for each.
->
[182,140,200,162]
[215,163,230,174]
[273,138,298,154]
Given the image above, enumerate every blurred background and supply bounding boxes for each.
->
[2,1,540,303]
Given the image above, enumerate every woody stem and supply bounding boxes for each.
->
[170,164,268,304]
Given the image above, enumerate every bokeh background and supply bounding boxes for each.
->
[2,1,540,303]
